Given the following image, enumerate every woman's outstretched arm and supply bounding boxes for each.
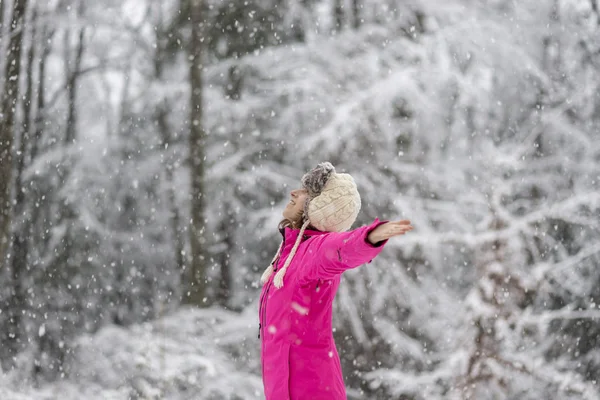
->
[300,219,413,282]
[367,219,413,244]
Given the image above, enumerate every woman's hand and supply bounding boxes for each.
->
[368,220,413,244]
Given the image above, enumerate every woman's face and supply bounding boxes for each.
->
[282,188,308,221]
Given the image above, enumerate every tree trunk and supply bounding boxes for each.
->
[216,203,233,308]
[156,101,185,287]
[0,0,29,367]
[0,0,5,37]
[333,0,344,34]
[184,0,208,306]
[9,4,37,356]
[158,106,185,277]
[16,6,36,185]
[592,0,600,25]
[64,3,85,145]
[27,19,52,280]
[30,28,51,162]
[352,0,360,29]
[0,0,28,264]
[0,0,6,95]
[153,2,185,298]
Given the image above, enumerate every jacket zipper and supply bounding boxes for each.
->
[259,236,285,339]
[259,280,273,339]
[258,283,268,339]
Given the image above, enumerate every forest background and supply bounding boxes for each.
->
[0,0,599,399]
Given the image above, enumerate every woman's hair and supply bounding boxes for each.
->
[279,200,307,230]
[279,218,302,230]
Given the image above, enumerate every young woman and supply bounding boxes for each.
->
[259,162,413,400]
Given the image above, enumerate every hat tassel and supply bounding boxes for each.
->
[273,220,310,288]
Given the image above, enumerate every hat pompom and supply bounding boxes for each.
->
[301,162,335,198]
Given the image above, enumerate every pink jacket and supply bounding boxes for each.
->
[259,219,388,400]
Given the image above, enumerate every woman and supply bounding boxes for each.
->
[259,162,413,400]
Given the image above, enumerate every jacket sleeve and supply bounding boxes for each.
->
[301,219,389,282]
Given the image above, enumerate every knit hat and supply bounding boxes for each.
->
[302,163,361,232]
[261,162,361,288]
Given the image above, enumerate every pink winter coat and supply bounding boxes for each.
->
[259,219,388,400]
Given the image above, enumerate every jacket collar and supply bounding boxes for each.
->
[280,226,327,243]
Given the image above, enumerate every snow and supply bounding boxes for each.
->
[1,0,600,399]
[1,307,262,400]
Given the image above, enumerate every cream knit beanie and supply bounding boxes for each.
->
[261,162,361,288]
[304,165,361,232]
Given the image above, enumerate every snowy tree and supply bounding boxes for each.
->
[0,0,599,398]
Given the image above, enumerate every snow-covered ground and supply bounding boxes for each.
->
[0,307,263,400]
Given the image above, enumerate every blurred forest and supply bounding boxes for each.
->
[0,0,599,399]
